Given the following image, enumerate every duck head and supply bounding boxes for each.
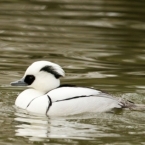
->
[11,61,65,93]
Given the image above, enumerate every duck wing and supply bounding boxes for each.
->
[46,87,126,116]
[47,86,115,102]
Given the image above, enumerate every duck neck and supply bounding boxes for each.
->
[32,79,60,94]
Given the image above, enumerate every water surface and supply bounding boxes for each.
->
[0,0,145,145]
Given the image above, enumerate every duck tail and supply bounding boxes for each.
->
[121,99,145,111]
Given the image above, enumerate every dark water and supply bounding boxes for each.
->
[0,0,145,144]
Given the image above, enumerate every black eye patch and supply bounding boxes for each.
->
[24,75,35,85]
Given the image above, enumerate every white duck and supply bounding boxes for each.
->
[11,60,136,116]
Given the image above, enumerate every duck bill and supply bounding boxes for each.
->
[11,79,28,86]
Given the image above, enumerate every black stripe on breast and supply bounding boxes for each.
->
[26,96,40,108]
[46,95,52,115]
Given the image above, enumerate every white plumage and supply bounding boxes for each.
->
[11,60,131,116]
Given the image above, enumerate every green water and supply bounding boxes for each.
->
[0,0,145,144]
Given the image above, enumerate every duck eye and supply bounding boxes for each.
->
[24,75,35,85]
